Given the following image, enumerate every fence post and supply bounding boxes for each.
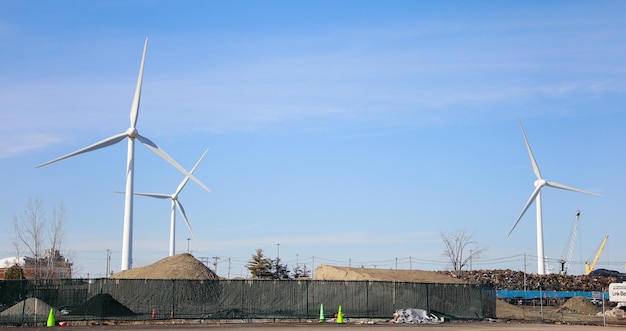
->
[305,280,309,319]
[240,280,245,319]
[425,284,429,313]
[365,281,369,319]
[170,280,175,318]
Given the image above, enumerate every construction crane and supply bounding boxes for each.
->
[559,210,580,275]
[585,234,609,275]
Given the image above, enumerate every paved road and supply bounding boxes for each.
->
[24,321,611,331]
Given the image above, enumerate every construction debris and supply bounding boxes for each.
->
[438,269,622,291]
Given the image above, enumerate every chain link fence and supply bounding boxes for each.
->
[0,279,495,325]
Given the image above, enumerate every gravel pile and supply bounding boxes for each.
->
[109,253,218,280]
[71,294,134,317]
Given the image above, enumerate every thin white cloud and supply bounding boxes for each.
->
[0,132,64,159]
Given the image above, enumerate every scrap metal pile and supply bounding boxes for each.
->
[438,269,625,291]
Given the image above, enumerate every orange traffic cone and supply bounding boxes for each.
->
[151,308,156,318]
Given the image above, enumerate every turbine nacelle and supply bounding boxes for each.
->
[534,179,547,188]
[126,127,139,138]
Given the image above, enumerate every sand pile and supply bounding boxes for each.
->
[109,253,218,280]
[494,299,525,319]
[0,297,54,318]
[558,296,601,315]
[313,265,467,284]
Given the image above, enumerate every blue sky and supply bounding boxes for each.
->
[1,1,625,278]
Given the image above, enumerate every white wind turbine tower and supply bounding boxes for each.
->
[133,149,209,256]
[509,120,602,275]
[37,38,210,271]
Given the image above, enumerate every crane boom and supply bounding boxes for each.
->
[585,234,609,275]
[559,210,580,275]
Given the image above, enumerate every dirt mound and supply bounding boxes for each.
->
[72,294,134,317]
[558,296,601,315]
[109,253,218,279]
[0,297,54,318]
[313,265,468,284]
[494,299,525,319]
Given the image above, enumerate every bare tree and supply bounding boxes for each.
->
[13,198,46,278]
[46,203,66,278]
[441,230,486,272]
[12,198,69,279]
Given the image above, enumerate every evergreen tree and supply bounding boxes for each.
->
[4,264,25,280]
[246,248,273,279]
[272,258,291,280]
[292,264,311,279]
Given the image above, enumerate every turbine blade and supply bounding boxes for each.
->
[130,38,148,129]
[116,190,171,199]
[134,192,171,199]
[509,186,542,235]
[174,176,192,196]
[190,149,209,173]
[175,200,197,241]
[36,132,127,168]
[518,119,542,180]
[137,134,211,192]
[545,181,603,197]
[174,149,209,195]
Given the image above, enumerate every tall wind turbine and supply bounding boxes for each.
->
[133,149,209,256]
[36,38,210,271]
[509,120,602,275]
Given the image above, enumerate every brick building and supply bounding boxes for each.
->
[0,249,72,279]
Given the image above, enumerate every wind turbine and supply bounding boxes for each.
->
[36,38,210,271]
[509,120,602,275]
[133,149,209,256]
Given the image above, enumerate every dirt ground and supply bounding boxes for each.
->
[18,322,621,331]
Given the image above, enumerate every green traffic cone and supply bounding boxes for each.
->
[336,305,344,324]
[47,308,55,327]
[319,303,325,322]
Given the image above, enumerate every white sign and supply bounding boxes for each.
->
[609,283,626,302]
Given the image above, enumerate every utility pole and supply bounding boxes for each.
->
[106,249,111,276]
[200,257,210,268]
[187,238,190,253]
[524,253,526,291]
[212,256,220,275]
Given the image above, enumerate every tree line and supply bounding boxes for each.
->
[246,248,310,279]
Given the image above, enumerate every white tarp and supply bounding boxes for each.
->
[0,256,25,268]
[393,308,441,324]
